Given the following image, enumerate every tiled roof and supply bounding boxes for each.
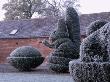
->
[0,17,57,39]
[0,12,110,39]
[79,12,110,35]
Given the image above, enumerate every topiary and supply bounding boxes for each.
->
[66,7,80,53]
[69,20,110,82]
[10,46,42,57]
[7,46,44,71]
[80,20,108,61]
[86,20,108,36]
[43,7,80,73]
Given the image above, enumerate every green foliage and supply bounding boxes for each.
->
[69,20,110,82]
[48,63,69,73]
[43,7,80,73]
[86,20,108,36]
[42,18,69,48]
[10,46,41,57]
[48,56,72,65]
[7,46,44,71]
[8,57,44,71]
[80,20,109,62]
[66,7,80,51]
[69,61,110,82]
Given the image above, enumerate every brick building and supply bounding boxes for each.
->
[0,17,56,63]
[0,12,110,63]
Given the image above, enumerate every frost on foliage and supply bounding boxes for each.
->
[69,20,110,82]
[7,46,44,71]
[43,7,80,73]
[80,20,109,62]
[86,20,108,36]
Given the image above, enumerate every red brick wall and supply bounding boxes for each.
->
[0,36,86,64]
[0,38,52,63]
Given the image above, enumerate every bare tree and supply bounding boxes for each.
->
[41,0,80,17]
[2,0,79,20]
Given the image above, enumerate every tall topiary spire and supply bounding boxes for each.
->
[43,7,80,73]
[66,7,80,53]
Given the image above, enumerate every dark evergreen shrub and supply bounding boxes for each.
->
[48,63,69,73]
[7,46,44,71]
[69,61,110,82]
[43,7,80,73]
[86,20,108,36]
[69,21,110,82]
[66,7,80,53]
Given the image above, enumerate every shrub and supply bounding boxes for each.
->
[7,46,44,71]
[69,21,110,82]
[86,20,107,36]
[43,7,80,73]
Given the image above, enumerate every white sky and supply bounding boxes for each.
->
[0,0,7,21]
[0,0,110,20]
[79,0,110,14]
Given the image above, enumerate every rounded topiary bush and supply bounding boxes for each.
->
[7,46,44,71]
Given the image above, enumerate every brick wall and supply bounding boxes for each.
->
[0,38,52,63]
[0,36,86,64]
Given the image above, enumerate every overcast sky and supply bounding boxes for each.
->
[0,0,110,21]
[79,0,110,14]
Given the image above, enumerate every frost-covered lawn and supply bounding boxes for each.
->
[0,64,74,82]
[0,73,73,82]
